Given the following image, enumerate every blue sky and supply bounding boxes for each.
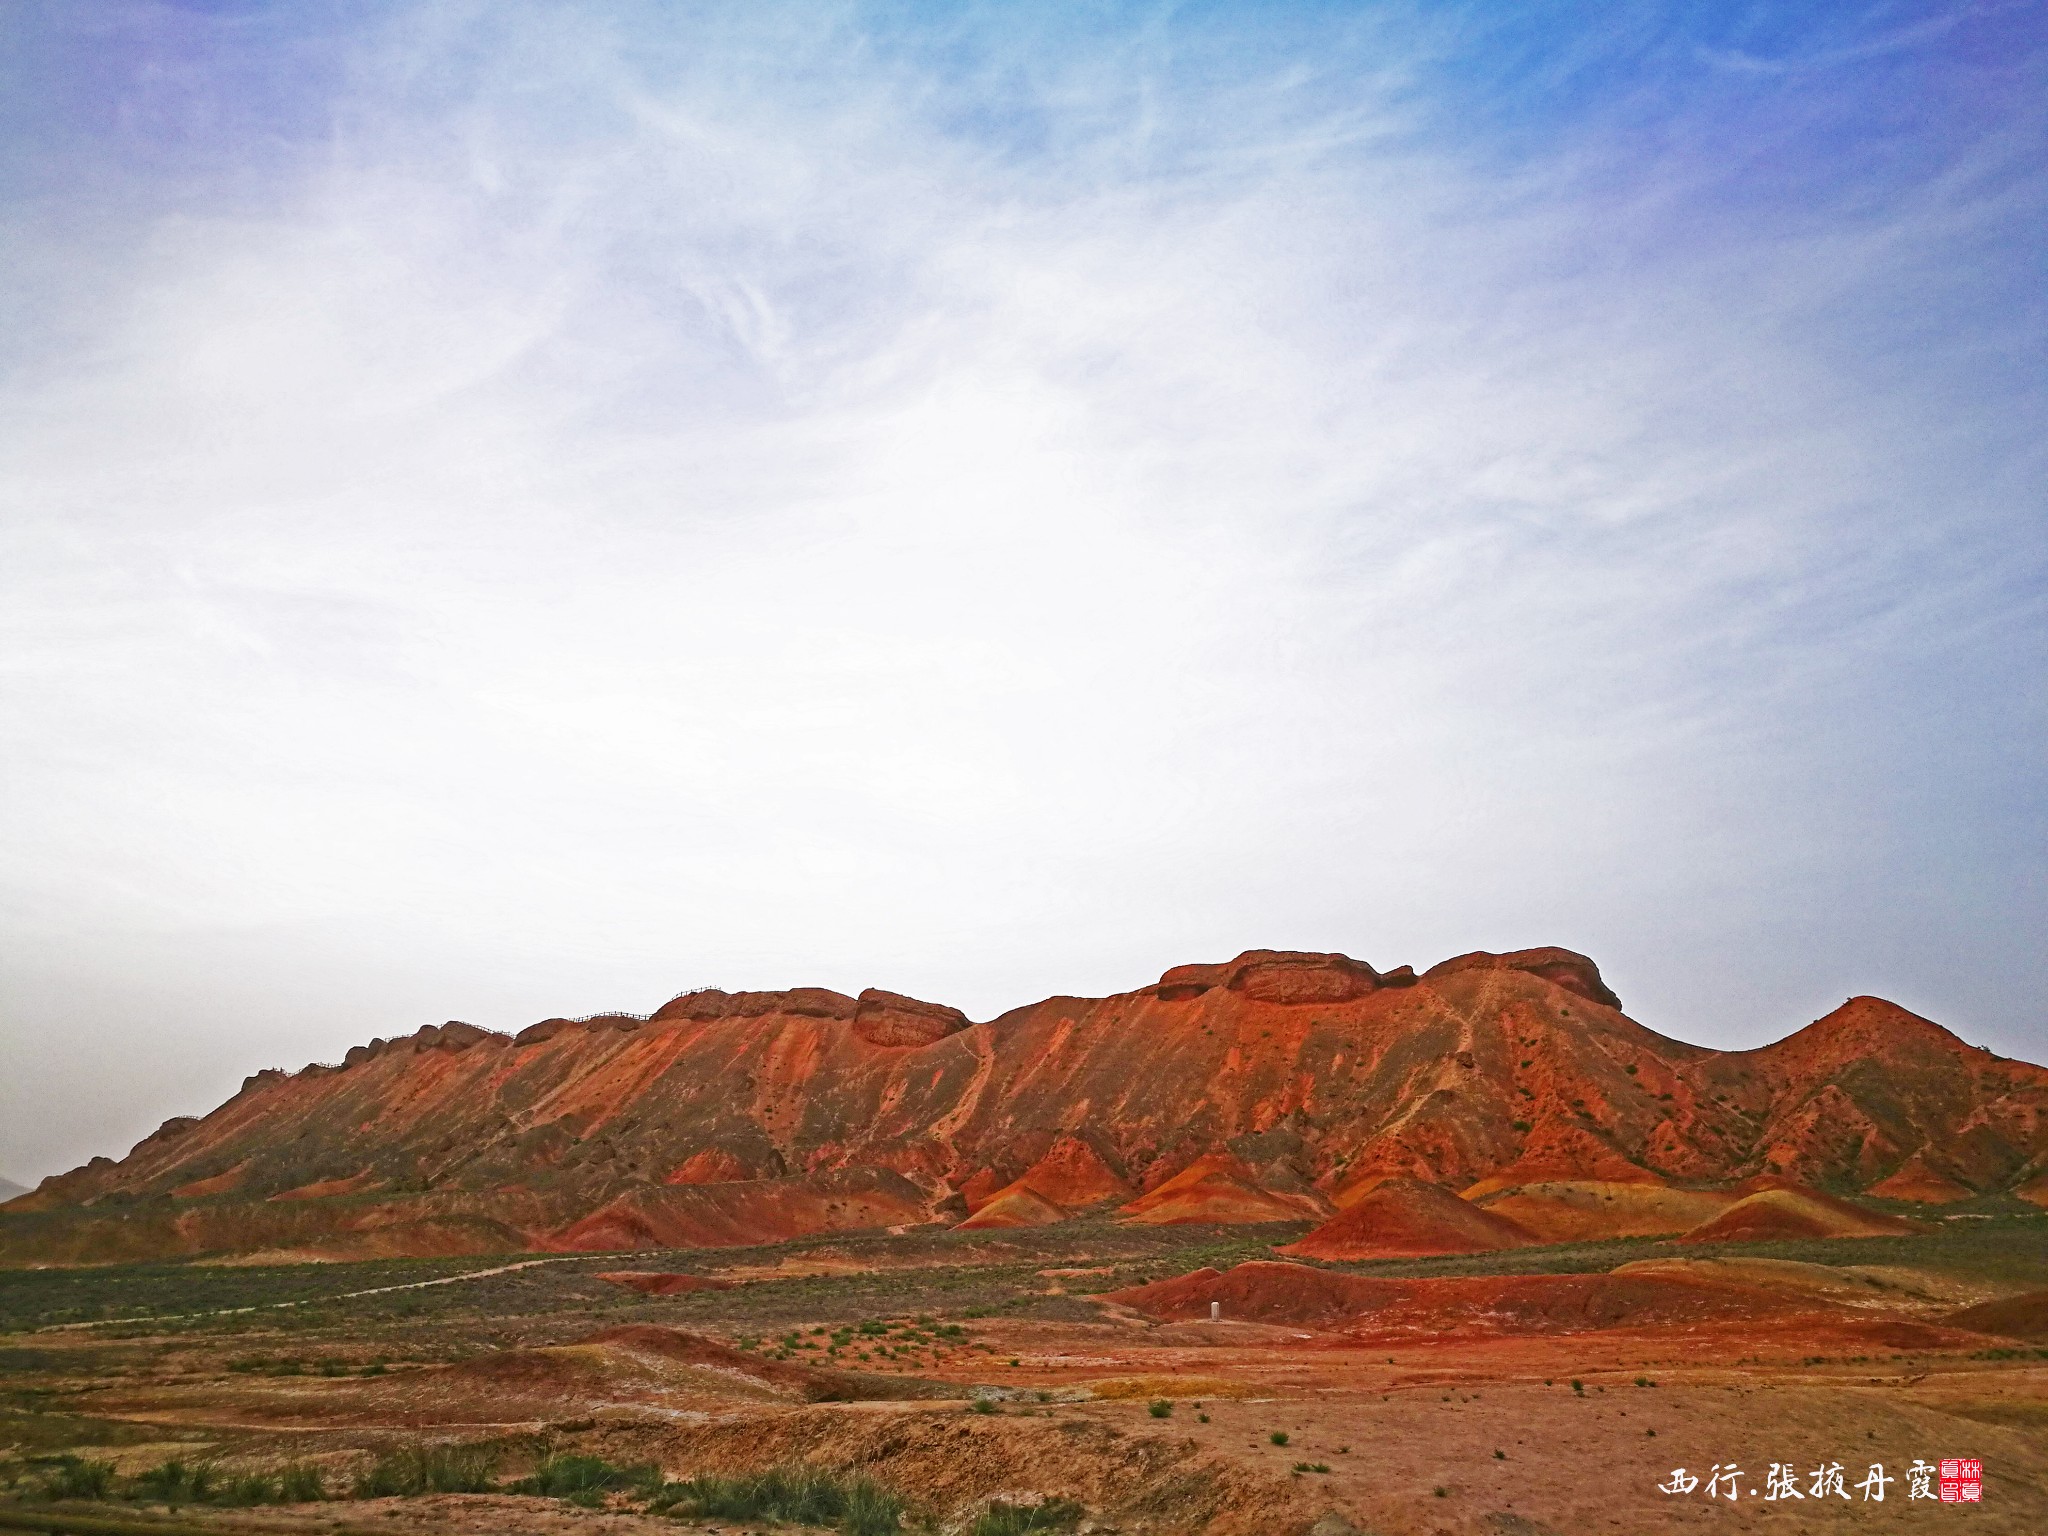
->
[1,1,2043,1182]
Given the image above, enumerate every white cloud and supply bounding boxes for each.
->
[1,2,2041,1178]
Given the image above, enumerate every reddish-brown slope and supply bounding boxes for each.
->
[1277,1177,1538,1259]
[1115,1154,1325,1225]
[954,1187,1068,1230]
[1690,997,2047,1196]
[1108,1260,1829,1337]
[1472,1180,1736,1242]
[1943,1291,2048,1340]
[1865,1154,1975,1203]
[5,947,2044,1263]
[959,1134,1135,1227]
[1675,1187,1922,1244]
[550,1168,928,1251]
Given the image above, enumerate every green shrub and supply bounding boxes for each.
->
[841,1475,908,1535]
[969,1397,997,1414]
[657,1464,902,1531]
[1147,1399,1172,1418]
[277,1463,327,1502]
[41,1457,116,1500]
[351,1443,499,1498]
[969,1496,1085,1536]
[1269,1431,1289,1446]
[220,1472,281,1506]
[131,1458,217,1505]
[509,1454,659,1502]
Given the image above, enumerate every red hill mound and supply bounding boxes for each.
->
[954,1187,1067,1230]
[1675,1187,1921,1244]
[1277,1177,1537,1259]
[1116,1154,1324,1226]
[959,1135,1135,1228]
[550,1168,928,1252]
[1865,1154,1976,1204]
[1942,1291,2048,1341]
[1106,1259,1851,1338]
[1106,1262,1390,1328]
[1472,1181,1736,1242]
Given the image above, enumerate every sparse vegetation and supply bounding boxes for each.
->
[38,1455,116,1500]
[1269,1430,1289,1446]
[351,1442,499,1497]
[277,1462,328,1502]
[132,1458,215,1505]
[970,1495,1085,1535]
[0,1209,2043,1536]
[34,1455,329,1508]
[1148,1399,1172,1417]
[655,1464,905,1534]
[510,1453,659,1506]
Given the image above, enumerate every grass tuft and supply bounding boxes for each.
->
[970,1495,1085,1535]
[509,1453,660,1504]
[655,1464,904,1534]
[351,1443,499,1498]
[39,1456,116,1501]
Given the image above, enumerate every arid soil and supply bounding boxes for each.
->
[5,1213,2045,1535]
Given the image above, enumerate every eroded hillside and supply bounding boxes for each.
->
[4,946,2043,1263]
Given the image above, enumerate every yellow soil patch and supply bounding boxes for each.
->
[1086,1374,1259,1400]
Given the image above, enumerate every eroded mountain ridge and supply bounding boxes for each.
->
[5,946,2043,1263]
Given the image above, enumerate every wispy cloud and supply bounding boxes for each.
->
[1,1,2042,1178]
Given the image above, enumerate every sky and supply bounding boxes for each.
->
[1,0,2043,1187]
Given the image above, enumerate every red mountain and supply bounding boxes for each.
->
[4,947,2042,1264]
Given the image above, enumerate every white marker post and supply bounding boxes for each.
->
[1210,1301,1220,1321]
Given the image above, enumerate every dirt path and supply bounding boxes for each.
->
[37,1254,632,1334]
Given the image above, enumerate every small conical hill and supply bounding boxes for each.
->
[1278,1178,1537,1259]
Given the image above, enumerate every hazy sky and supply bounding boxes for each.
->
[2,1,2043,1187]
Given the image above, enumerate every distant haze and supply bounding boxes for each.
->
[1,4,2043,1185]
